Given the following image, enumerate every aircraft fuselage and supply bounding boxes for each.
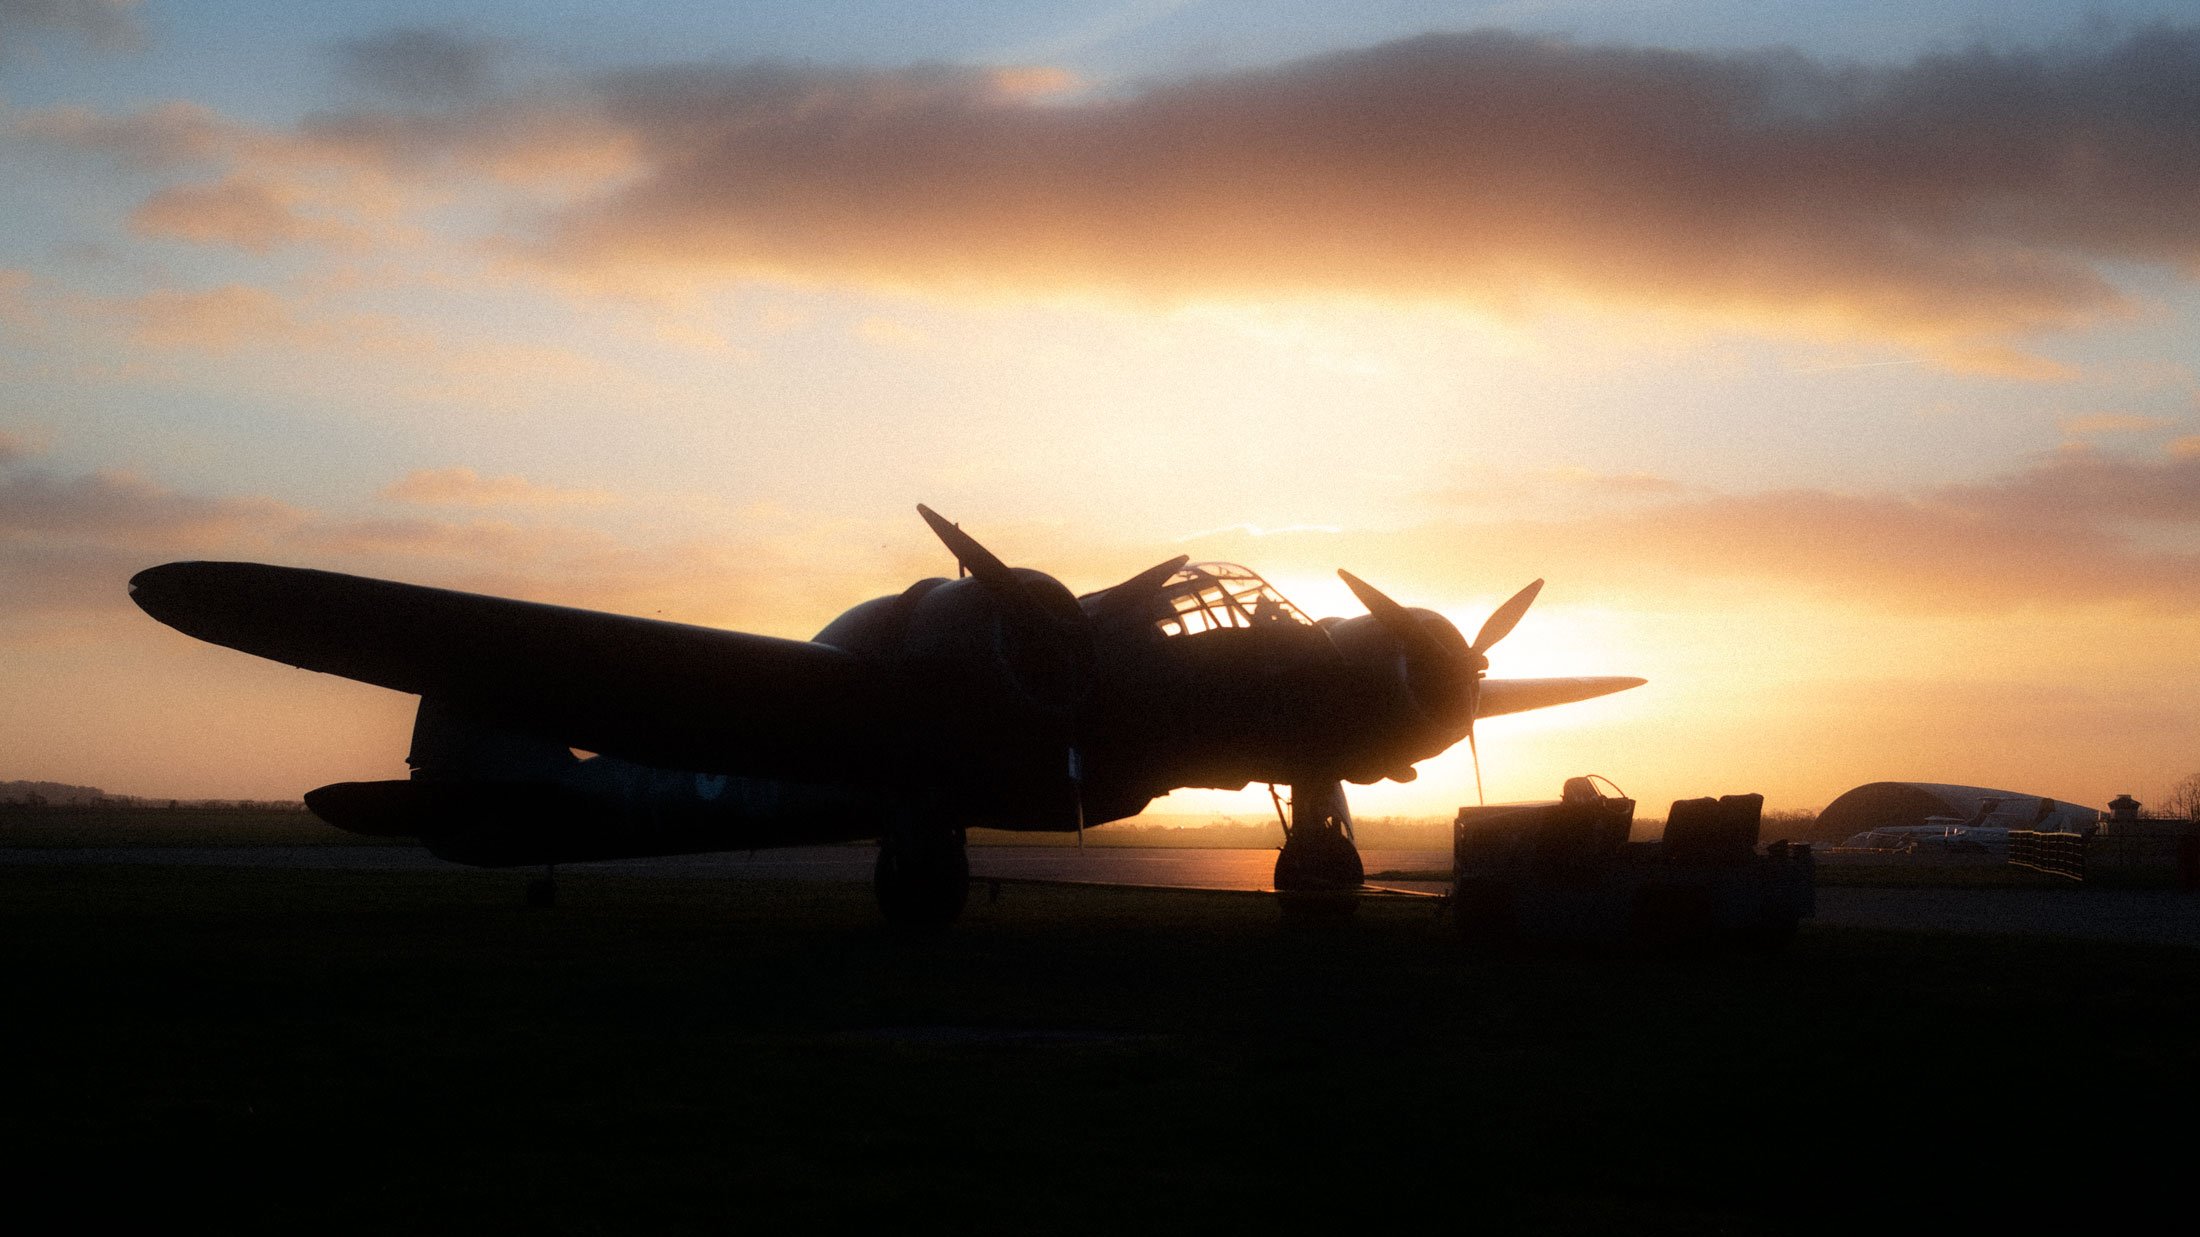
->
[129,512,1642,889]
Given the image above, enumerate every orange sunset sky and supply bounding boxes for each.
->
[3,1,2197,819]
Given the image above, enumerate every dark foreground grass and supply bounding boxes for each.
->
[4,864,2195,1234]
[0,805,385,848]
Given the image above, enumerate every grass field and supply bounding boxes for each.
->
[0,804,385,848]
[4,861,2195,1233]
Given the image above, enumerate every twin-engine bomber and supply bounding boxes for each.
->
[129,505,1644,926]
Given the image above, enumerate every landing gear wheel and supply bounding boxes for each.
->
[875,825,970,931]
[1273,781,1364,921]
[1274,820,1364,921]
[1275,822,1365,890]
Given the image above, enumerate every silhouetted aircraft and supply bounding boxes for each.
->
[129,506,1642,926]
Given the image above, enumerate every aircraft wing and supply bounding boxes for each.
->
[129,561,909,782]
[1476,676,1645,719]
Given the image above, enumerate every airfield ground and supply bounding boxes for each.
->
[4,857,2197,1233]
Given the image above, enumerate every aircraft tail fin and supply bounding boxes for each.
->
[407,696,578,782]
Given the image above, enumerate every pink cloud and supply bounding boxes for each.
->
[129,177,358,253]
[2058,412,2177,437]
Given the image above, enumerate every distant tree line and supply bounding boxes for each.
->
[2161,772,2200,821]
[0,781,305,811]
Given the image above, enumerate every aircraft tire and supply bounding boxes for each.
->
[875,826,970,930]
[1273,825,1364,891]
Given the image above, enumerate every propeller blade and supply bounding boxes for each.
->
[1084,554,1190,622]
[1337,569,1449,662]
[1463,672,1486,804]
[1336,568,1407,627]
[1468,727,1484,806]
[1114,553,1191,596]
[916,503,1086,640]
[916,505,1095,722]
[1475,676,1645,719]
[916,504,1022,596]
[1471,579,1544,654]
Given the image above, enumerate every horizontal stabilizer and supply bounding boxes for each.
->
[1477,676,1645,719]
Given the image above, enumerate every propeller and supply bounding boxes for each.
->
[1337,570,1544,805]
[916,506,1183,840]
[918,504,1060,632]
[1083,553,1192,624]
[917,503,1188,667]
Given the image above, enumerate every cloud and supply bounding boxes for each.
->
[0,443,890,637]
[1232,448,2200,616]
[121,283,311,353]
[14,101,403,250]
[504,26,2200,365]
[1170,521,1342,543]
[25,26,2200,365]
[0,462,299,546]
[1934,445,2200,525]
[2059,412,2176,436]
[1484,450,2200,612]
[333,26,503,103]
[4,269,654,412]
[2169,435,2200,458]
[10,433,2198,643]
[381,467,615,508]
[0,454,302,623]
[128,177,357,253]
[0,428,34,465]
[0,0,139,54]
[1561,490,2181,608]
[11,100,236,169]
[15,91,628,258]
[109,282,444,363]
[1422,467,1689,517]
[293,97,635,189]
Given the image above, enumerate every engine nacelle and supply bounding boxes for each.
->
[813,577,949,655]
[898,570,1091,716]
[1330,609,1471,716]
[1320,609,1476,777]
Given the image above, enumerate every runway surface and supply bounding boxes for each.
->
[7,843,2198,947]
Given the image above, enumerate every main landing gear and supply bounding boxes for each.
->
[1273,780,1364,919]
[875,815,970,931]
